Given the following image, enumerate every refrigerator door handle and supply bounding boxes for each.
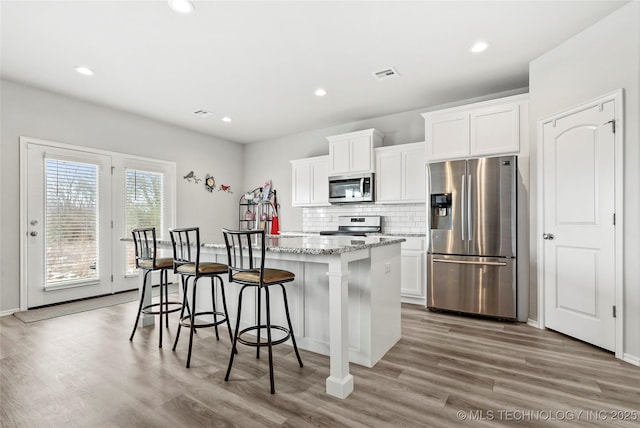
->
[460,174,466,241]
[432,258,508,267]
[467,174,472,241]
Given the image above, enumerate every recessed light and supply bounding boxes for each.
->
[314,88,327,97]
[470,41,488,53]
[168,0,194,14]
[221,116,232,123]
[74,66,95,76]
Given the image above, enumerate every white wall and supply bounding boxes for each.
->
[529,1,640,358]
[0,80,243,312]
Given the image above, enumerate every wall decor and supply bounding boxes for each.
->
[183,170,201,184]
[204,174,216,192]
[219,184,233,193]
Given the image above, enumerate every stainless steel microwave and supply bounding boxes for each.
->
[328,173,375,204]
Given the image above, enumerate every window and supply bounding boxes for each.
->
[44,158,99,288]
[125,169,164,275]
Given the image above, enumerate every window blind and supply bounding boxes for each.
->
[45,158,99,288]
[125,169,164,274]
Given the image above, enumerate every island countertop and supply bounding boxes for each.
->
[125,235,405,256]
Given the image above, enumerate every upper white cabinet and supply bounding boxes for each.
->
[290,156,329,207]
[327,128,383,175]
[422,94,528,162]
[375,142,425,204]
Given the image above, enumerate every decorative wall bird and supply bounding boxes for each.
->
[183,171,201,184]
[219,184,233,193]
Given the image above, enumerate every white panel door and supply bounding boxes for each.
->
[542,101,616,351]
[25,143,112,307]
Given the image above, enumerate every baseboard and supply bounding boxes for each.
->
[527,318,541,329]
[0,308,20,317]
[623,353,640,367]
[401,296,426,306]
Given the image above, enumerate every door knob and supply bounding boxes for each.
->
[543,233,554,240]
[30,231,38,237]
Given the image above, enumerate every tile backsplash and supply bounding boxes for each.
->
[302,203,426,234]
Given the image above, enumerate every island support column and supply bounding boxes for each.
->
[325,252,360,399]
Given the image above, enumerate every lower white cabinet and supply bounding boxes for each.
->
[385,236,426,305]
[290,156,329,207]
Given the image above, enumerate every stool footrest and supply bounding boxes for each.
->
[179,311,228,329]
[237,324,291,347]
[142,301,182,316]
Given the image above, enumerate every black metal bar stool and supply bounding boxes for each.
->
[222,228,303,393]
[170,227,233,368]
[129,227,182,348]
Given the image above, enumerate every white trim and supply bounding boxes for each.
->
[623,353,640,367]
[0,308,20,317]
[19,136,176,168]
[19,140,28,311]
[526,318,540,329]
[536,89,624,360]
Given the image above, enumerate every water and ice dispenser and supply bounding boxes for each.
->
[430,193,452,230]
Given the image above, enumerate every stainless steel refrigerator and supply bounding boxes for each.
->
[427,155,517,319]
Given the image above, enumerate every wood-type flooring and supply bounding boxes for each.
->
[1,301,639,427]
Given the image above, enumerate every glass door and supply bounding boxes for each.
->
[26,144,112,307]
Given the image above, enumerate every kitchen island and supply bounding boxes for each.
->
[132,234,404,399]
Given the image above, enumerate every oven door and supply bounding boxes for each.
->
[328,174,374,203]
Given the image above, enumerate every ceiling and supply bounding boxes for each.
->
[0,1,628,144]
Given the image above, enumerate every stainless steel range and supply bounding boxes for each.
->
[319,216,381,237]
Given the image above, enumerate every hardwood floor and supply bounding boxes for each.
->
[1,302,639,427]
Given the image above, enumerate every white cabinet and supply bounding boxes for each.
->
[290,156,329,207]
[422,94,528,162]
[375,142,425,204]
[425,111,469,161]
[327,128,383,175]
[384,236,426,305]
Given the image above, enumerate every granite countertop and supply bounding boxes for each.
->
[262,235,405,255]
[122,235,405,256]
[278,231,425,238]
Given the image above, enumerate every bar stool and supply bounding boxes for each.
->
[222,228,303,393]
[129,227,182,348]
[170,227,233,368]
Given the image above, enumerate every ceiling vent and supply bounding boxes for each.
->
[193,109,213,117]
[372,67,400,81]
